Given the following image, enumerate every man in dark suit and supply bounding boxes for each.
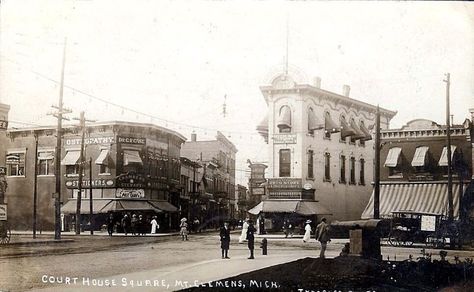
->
[247,220,256,259]
[219,221,231,259]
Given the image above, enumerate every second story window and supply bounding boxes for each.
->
[307,150,314,179]
[96,149,111,175]
[349,157,356,184]
[324,112,340,139]
[411,146,429,173]
[6,152,26,176]
[385,147,402,178]
[339,155,346,183]
[324,152,331,181]
[279,149,291,177]
[38,150,54,176]
[123,149,143,174]
[61,150,81,176]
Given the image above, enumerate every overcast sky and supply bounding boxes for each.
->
[0,1,473,183]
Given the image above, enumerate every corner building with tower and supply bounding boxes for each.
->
[254,73,396,223]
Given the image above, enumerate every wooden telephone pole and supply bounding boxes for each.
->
[444,73,454,222]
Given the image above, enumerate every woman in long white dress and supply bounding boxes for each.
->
[150,216,159,234]
[303,220,312,242]
[239,218,249,243]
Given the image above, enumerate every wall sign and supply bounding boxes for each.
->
[118,136,146,145]
[65,178,115,188]
[115,188,145,198]
[64,136,115,146]
[0,204,7,221]
[252,187,265,195]
[267,178,302,189]
[116,173,147,188]
[273,134,297,144]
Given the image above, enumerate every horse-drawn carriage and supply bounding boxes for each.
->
[387,210,458,248]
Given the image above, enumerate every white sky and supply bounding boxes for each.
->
[0,0,473,184]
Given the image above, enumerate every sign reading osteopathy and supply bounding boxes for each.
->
[64,136,115,146]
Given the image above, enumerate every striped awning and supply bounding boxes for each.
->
[248,200,331,216]
[361,182,468,219]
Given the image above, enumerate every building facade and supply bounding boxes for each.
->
[3,121,185,231]
[235,184,248,219]
[362,118,474,220]
[181,132,238,225]
[254,73,396,222]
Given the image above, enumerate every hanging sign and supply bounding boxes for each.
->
[0,204,7,221]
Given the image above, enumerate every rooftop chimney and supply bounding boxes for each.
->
[191,133,197,142]
[342,84,350,97]
[313,77,321,89]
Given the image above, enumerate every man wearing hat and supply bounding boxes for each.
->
[303,219,312,243]
[246,219,257,259]
[180,217,189,241]
[219,221,231,259]
[315,217,330,258]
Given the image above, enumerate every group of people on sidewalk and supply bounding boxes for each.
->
[220,218,256,260]
[106,213,160,236]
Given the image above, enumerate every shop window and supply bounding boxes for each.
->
[339,155,346,183]
[359,158,365,185]
[349,157,356,184]
[38,150,54,176]
[279,149,291,177]
[6,152,26,176]
[324,152,331,181]
[307,150,314,179]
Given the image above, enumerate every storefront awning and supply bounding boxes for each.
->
[123,150,143,166]
[248,200,331,216]
[95,149,110,165]
[411,146,429,167]
[361,182,467,220]
[61,150,80,166]
[150,200,178,212]
[384,147,402,167]
[439,145,457,166]
[61,199,112,214]
[276,106,291,130]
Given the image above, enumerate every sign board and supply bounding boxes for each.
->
[64,136,115,146]
[303,183,313,190]
[0,120,7,130]
[268,190,302,199]
[0,204,7,220]
[421,215,436,232]
[116,173,147,188]
[0,167,6,175]
[65,178,115,188]
[115,188,145,198]
[118,136,146,145]
[252,187,265,195]
[267,178,302,189]
[273,134,297,144]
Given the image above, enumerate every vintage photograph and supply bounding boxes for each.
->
[0,1,473,291]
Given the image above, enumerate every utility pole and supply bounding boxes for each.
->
[374,105,381,219]
[73,111,95,235]
[33,133,39,239]
[444,73,454,222]
[50,38,71,240]
[89,158,93,235]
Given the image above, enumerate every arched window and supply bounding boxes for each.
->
[277,105,291,133]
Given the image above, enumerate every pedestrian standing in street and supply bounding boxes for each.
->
[246,219,256,259]
[150,216,159,234]
[107,213,114,236]
[193,217,200,233]
[131,214,138,236]
[121,214,131,236]
[180,217,189,241]
[219,221,231,259]
[315,217,330,259]
[303,219,312,243]
[239,218,249,243]
[138,214,146,236]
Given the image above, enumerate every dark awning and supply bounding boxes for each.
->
[61,199,112,214]
[325,114,340,133]
[361,182,468,220]
[340,118,356,139]
[308,109,323,131]
[359,122,372,141]
[248,200,331,216]
[276,106,291,130]
[350,119,366,140]
[150,200,178,212]
[101,200,162,213]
